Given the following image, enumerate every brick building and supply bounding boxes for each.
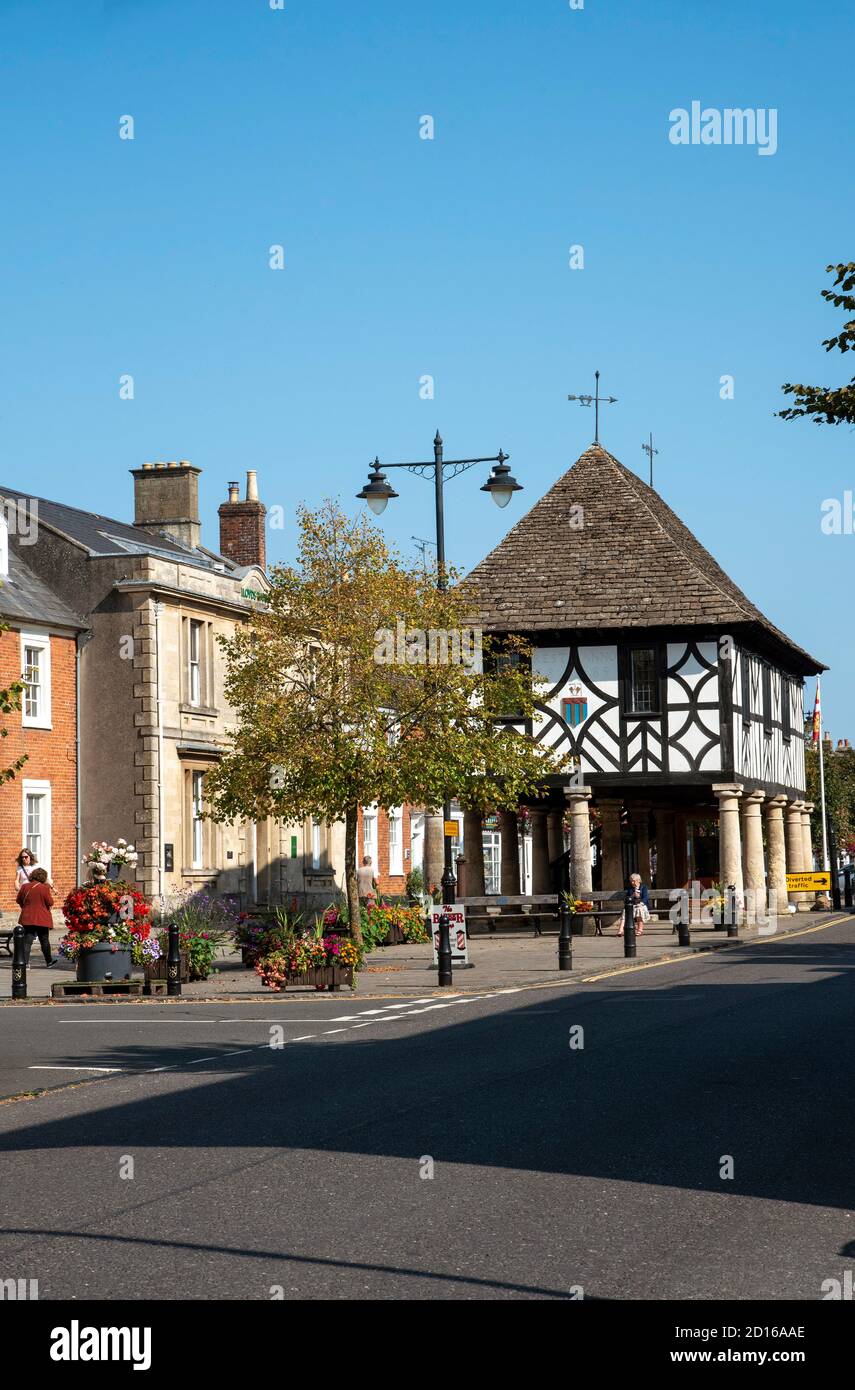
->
[357,804,414,897]
[0,513,86,920]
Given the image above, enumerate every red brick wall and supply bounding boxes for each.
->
[218,502,266,569]
[0,630,78,914]
[357,805,413,897]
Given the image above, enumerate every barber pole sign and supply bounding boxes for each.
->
[430,905,469,965]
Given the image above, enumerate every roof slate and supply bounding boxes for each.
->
[0,550,87,631]
[467,444,824,671]
[0,486,235,572]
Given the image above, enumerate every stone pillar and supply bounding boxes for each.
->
[565,787,593,898]
[741,791,766,924]
[674,811,689,886]
[785,800,807,910]
[423,810,445,896]
[655,807,676,890]
[530,806,551,894]
[801,802,815,874]
[462,810,485,897]
[713,785,744,904]
[633,801,652,883]
[599,799,625,891]
[498,809,521,895]
[547,808,565,866]
[765,795,788,924]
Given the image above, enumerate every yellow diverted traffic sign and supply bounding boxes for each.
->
[443,821,458,838]
[785,872,831,892]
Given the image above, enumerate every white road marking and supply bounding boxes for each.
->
[321,1029,348,1035]
[291,1035,317,1041]
[29,1065,123,1074]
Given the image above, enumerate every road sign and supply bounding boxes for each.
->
[443,820,458,838]
[785,872,831,892]
[430,905,469,965]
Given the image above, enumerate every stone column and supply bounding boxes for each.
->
[765,795,788,924]
[801,802,815,874]
[741,791,766,924]
[598,798,624,891]
[462,810,485,897]
[530,806,551,894]
[423,810,445,896]
[498,809,521,895]
[655,806,676,890]
[713,785,744,903]
[633,801,652,883]
[547,808,565,866]
[565,787,593,898]
[785,800,807,911]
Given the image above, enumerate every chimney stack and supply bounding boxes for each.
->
[218,470,266,570]
[130,461,202,551]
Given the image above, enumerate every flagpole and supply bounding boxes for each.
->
[817,677,830,872]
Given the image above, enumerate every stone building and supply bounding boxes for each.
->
[1,465,339,912]
[462,443,825,919]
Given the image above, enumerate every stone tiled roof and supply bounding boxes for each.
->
[467,444,824,671]
[0,550,86,632]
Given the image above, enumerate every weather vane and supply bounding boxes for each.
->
[642,432,659,487]
[567,370,618,445]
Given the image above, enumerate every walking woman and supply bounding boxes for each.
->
[618,871,650,936]
[16,867,58,967]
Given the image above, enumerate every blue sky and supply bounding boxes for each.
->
[1,0,853,728]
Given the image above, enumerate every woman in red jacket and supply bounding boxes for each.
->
[17,867,58,967]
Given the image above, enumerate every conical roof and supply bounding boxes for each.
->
[468,444,823,672]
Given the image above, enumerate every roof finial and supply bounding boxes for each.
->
[642,432,659,487]
[568,369,618,445]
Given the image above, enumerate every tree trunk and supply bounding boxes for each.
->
[345,804,362,945]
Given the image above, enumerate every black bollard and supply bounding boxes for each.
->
[558,901,573,971]
[437,911,453,987]
[726,883,739,938]
[676,904,691,947]
[844,866,853,913]
[12,924,27,1000]
[166,922,182,996]
[623,899,636,958]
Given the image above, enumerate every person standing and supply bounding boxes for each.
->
[356,855,377,903]
[16,867,58,967]
[15,847,37,893]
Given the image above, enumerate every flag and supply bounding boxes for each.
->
[811,680,821,749]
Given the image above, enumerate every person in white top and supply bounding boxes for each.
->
[15,847,37,892]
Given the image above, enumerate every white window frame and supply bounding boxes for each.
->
[0,514,8,578]
[22,779,52,878]
[311,817,322,871]
[20,630,52,730]
[362,806,377,870]
[388,807,404,876]
[188,620,202,707]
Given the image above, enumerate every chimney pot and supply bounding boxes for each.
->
[246,470,259,502]
[227,481,240,503]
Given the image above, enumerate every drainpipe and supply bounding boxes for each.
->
[153,601,165,907]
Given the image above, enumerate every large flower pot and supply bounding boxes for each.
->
[76,942,133,982]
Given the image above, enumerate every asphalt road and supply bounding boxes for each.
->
[1,918,853,1300]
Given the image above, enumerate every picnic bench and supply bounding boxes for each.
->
[456,889,701,938]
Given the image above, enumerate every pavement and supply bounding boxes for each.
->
[0,912,853,1300]
[1,909,843,1001]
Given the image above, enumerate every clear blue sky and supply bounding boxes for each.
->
[1,0,852,729]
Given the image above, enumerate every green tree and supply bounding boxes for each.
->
[805,742,855,851]
[779,262,855,426]
[204,501,569,940]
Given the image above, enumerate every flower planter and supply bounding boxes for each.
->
[260,965,354,992]
[144,951,189,985]
[76,942,133,983]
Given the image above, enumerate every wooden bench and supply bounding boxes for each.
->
[457,895,560,937]
[0,930,13,957]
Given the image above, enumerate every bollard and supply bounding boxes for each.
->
[726,883,739,938]
[166,921,182,996]
[677,910,691,947]
[623,899,636,958]
[558,901,573,971]
[12,924,27,1000]
[437,911,453,987]
[844,866,853,913]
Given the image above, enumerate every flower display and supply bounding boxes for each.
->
[60,881,153,965]
[254,933,359,991]
[82,837,139,881]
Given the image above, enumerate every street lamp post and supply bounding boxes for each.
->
[357,431,522,906]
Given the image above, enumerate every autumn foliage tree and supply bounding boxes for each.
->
[204,502,568,940]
